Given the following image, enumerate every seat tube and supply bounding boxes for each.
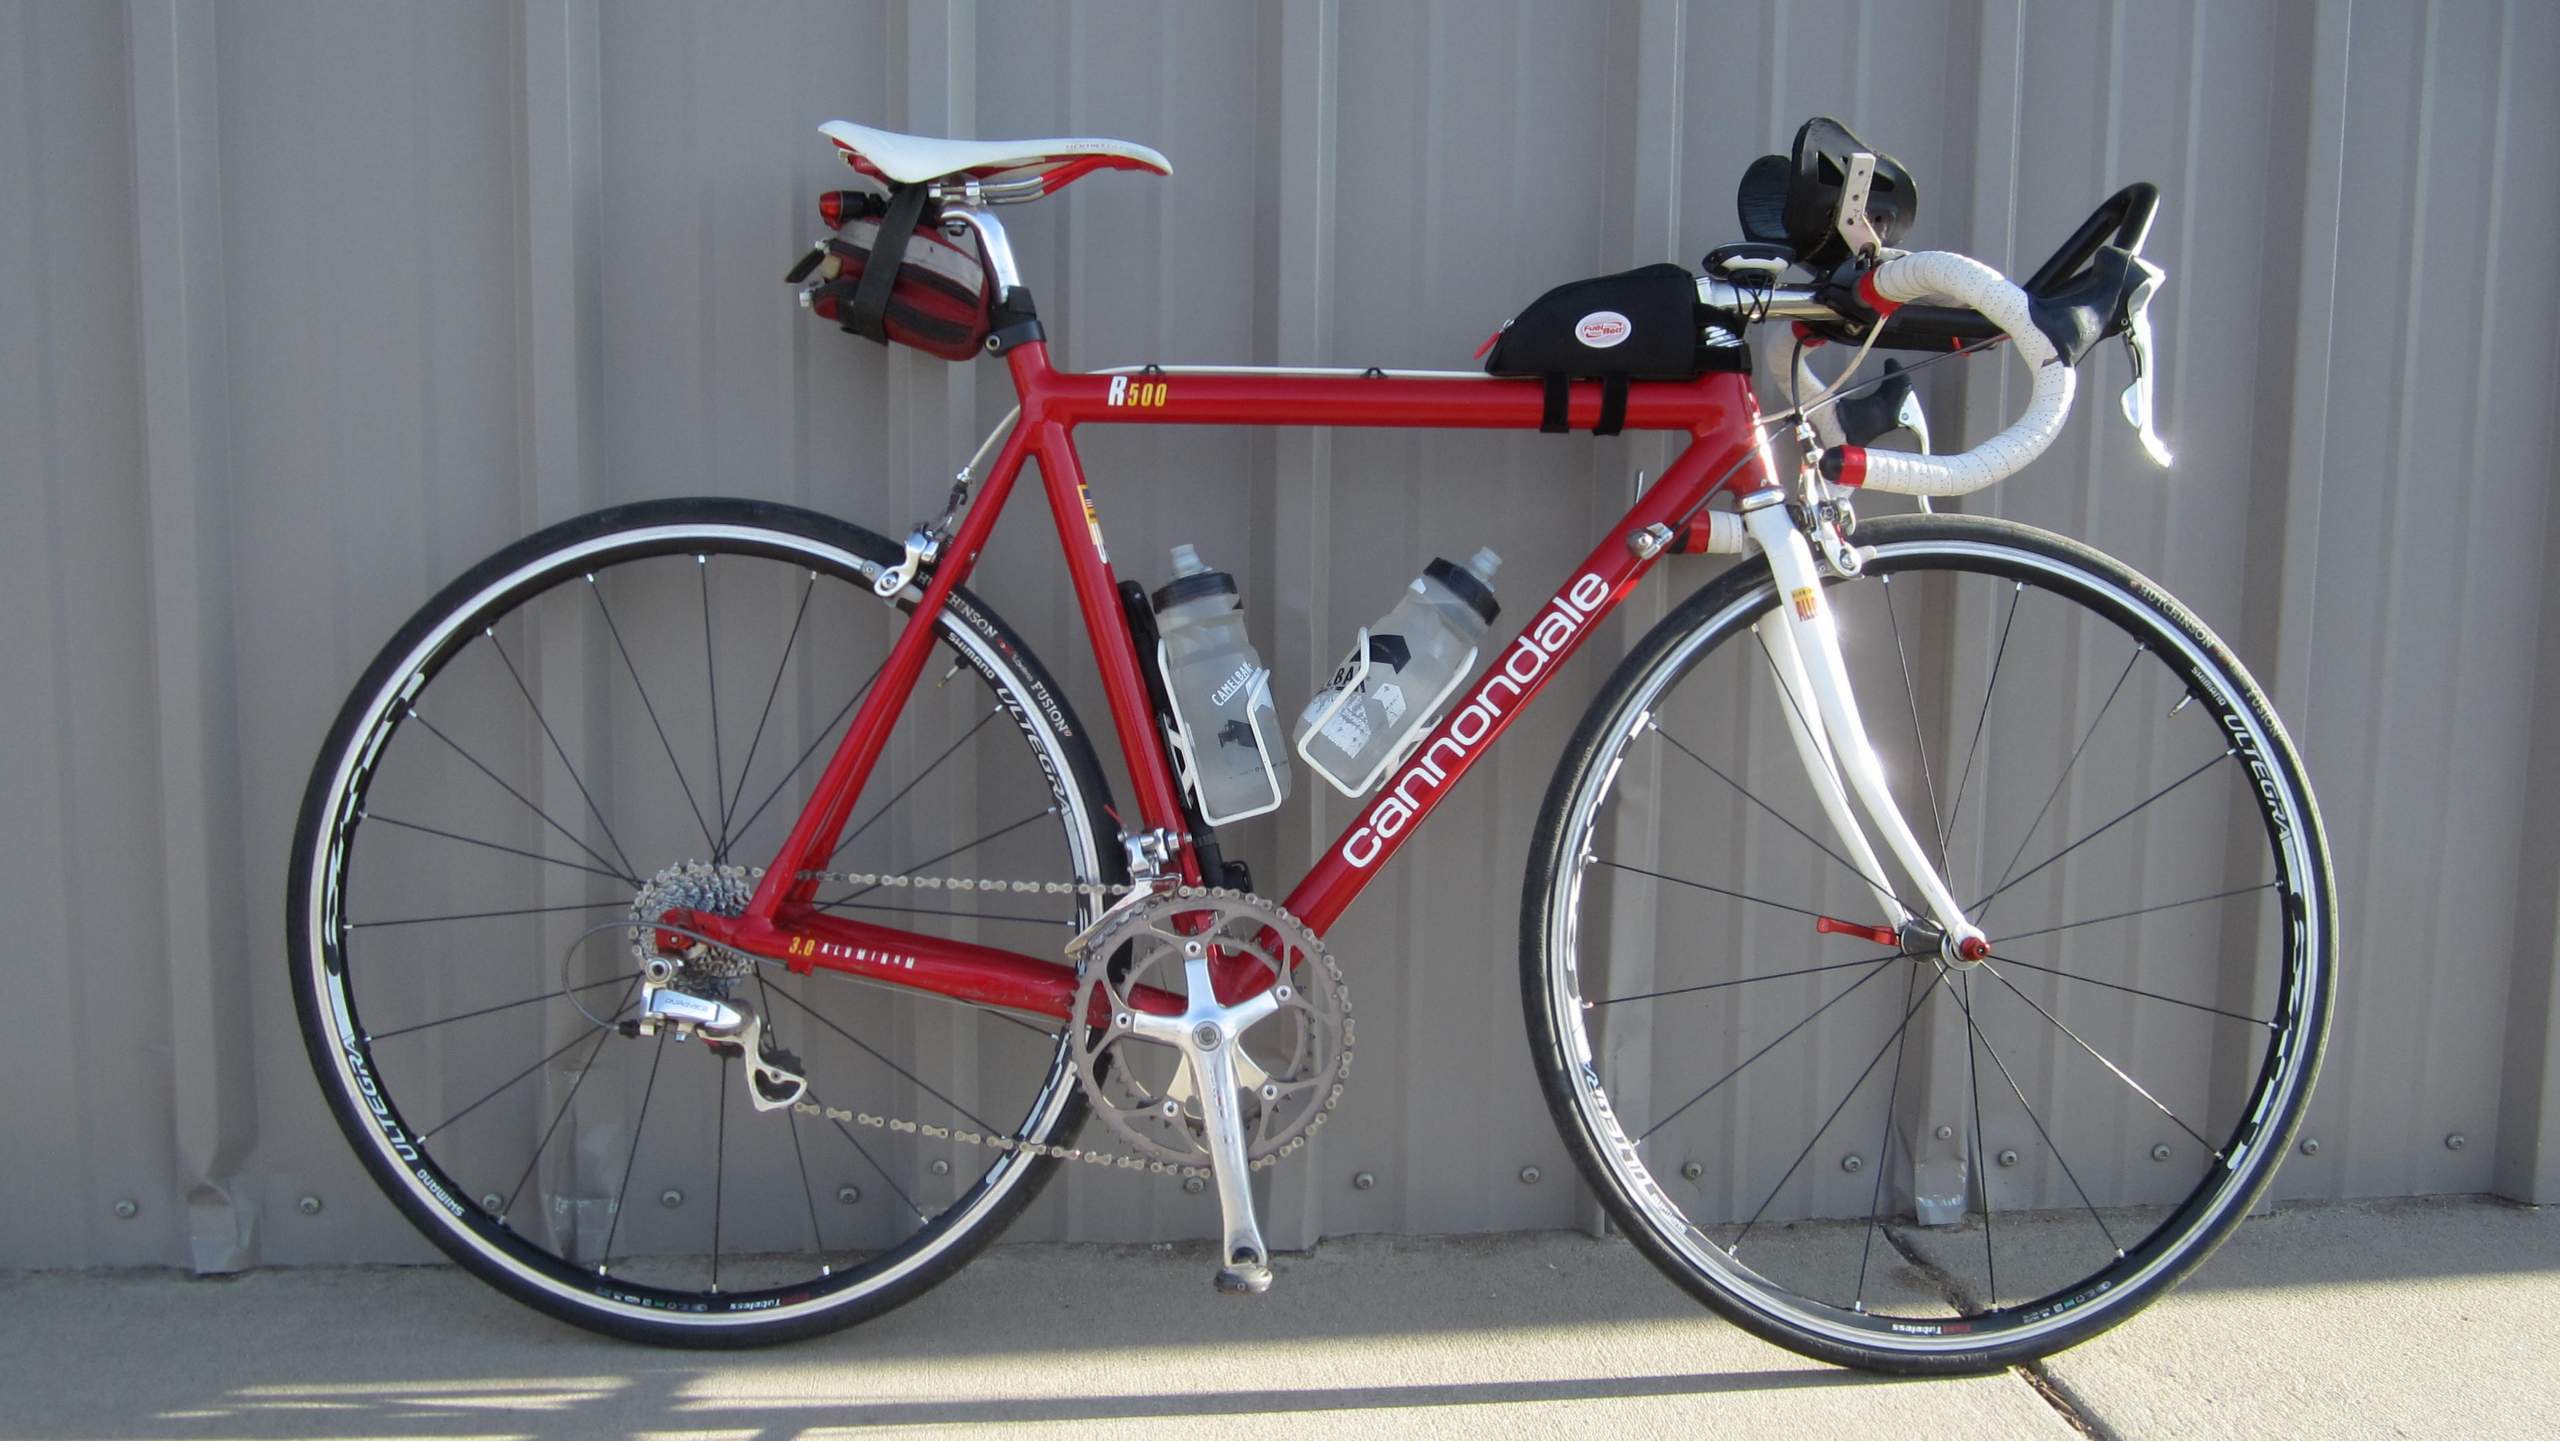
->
[1019,401,1199,877]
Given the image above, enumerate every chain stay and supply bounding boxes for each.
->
[671,863,1317,1185]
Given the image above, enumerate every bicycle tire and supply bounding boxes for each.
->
[289,496,1121,1345]
[1522,512,2334,1374]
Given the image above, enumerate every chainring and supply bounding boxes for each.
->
[1071,887,1352,1167]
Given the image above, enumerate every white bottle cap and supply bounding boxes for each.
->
[1169,543,1206,575]
[1467,546,1501,582]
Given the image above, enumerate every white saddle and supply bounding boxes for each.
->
[819,121,1170,188]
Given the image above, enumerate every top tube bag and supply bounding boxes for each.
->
[788,186,994,362]
[1481,262,1746,435]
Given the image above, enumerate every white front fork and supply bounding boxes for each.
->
[1739,491,1984,956]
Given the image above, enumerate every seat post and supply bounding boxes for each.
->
[938,204,1024,294]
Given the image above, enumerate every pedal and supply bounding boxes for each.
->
[1215,1256,1274,1295]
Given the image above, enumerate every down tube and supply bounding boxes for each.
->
[1283,431,1757,934]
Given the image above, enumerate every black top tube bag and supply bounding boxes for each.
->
[1482,262,1748,436]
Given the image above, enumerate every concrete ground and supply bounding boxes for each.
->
[2,1196,2550,1439]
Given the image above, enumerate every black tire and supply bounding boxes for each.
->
[1522,513,2335,1374]
[289,497,1122,1345]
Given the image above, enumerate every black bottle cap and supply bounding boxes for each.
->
[1425,558,1500,625]
[1151,567,1238,612]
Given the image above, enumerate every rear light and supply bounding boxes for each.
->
[818,190,857,230]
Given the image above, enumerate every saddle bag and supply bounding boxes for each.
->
[1481,262,1746,434]
[788,187,994,362]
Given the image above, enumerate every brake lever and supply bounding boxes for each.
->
[2116,258,2173,467]
[1831,358,1933,455]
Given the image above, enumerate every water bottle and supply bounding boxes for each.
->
[1294,547,1501,796]
[1154,545,1290,823]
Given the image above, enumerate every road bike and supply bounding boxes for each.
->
[289,116,2334,1373]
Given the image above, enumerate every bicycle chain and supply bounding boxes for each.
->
[646,862,1313,1185]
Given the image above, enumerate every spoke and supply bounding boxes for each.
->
[1969,748,2235,914]
[1589,858,1829,924]
[827,707,1004,862]
[763,982,1001,1135]
[760,972,831,1257]
[1591,952,1899,1008]
[1639,957,1899,1143]
[809,1094,931,1222]
[1855,964,1927,1309]
[485,630,639,881]
[726,657,886,846]
[1996,882,2282,948]
[499,1003,626,1219]
[1928,962,2124,1257]
[418,1004,629,1143]
[1977,645,2144,929]
[1962,969,1997,1310]
[589,577,718,855]
[700,558,728,860]
[350,899,629,931]
[1978,958,2216,1152]
[719,571,818,858]
[369,971,641,1042]
[1654,727,1904,908]
[1944,581,2025,854]
[602,1030,669,1269]
[810,898,1074,930]
[362,813,634,885]
[1879,573,1951,873]
[822,810,1057,907]
[1989,950,2272,1027]
[710,1050,727,1292]
[1734,964,1937,1252]
[405,709,633,882]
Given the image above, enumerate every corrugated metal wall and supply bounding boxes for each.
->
[5,0,2558,1271]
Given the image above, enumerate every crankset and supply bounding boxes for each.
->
[1073,887,1351,1295]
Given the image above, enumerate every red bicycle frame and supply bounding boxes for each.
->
[689,340,1774,1020]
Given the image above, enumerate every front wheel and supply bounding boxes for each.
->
[1522,513,2334,1373]
[289,497,1122,1345]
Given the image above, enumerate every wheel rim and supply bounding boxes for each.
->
[1541,528,2327,1356]
[300,519,1106,1327]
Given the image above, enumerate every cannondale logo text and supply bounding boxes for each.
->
[1341,573,1609,867]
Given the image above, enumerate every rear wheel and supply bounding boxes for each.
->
[289,497,1120,1345]
[1523,513,2334,1373]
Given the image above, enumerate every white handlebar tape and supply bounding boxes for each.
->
[1827,251,2073,497]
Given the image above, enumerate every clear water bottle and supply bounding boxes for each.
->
[1294,547,1501,796]
[1154,545,1290,823]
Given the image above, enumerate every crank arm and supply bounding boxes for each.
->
[1182,1030,1274,1295]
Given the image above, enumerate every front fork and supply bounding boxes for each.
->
[1737,486,1987,963]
